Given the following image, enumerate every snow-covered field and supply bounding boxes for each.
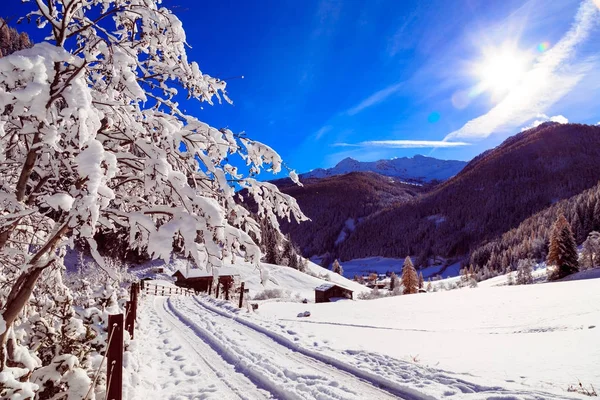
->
[251,276,600,398]
[131,267,600,399]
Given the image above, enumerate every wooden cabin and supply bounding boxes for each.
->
[172,267,237,299]
[315,283,353,303]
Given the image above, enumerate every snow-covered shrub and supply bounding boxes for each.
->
[252,289,289,301]
[357,287,389,300]
[516,259,535,285]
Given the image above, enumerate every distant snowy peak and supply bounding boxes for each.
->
[303,155,467,183]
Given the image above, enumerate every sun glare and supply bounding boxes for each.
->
[473,45,530,99]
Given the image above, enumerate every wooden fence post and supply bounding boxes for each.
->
[131,283,138,323]
[238,282,245,308]
[125,301,134,339]
[107,314,123,400]
[224,280,230,301]
[154,285,157,295]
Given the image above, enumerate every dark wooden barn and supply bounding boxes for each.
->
[172,267,237,299]
[315,283,353,303]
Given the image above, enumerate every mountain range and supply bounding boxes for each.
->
[279,122,600,268]
[302,155,467,183]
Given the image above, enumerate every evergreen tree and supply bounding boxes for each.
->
[332,259,344,275]
[418,272,424,289]
[282,234,296,267]
[401,256,418,294]
[264,224,281,265]
[426,279,432,292]
[547,215,579,280]
[389,272,398,291]
[460,267,469,283]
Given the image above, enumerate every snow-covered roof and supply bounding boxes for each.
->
[174,267,238,279]
[315,283,335,292]
[315,283,353,292]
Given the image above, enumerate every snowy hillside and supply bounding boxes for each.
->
[303,154,466,182]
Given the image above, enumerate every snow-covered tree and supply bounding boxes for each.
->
[547,215,579,280]
[401,256,418,294]
[332,259,343,275]
[418,271,424,289]
[0,0,305,395]
[0,18,33,57]
[516,258,535,285]
[581,231,600,270]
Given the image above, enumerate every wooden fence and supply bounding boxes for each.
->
[100,277,246,399]
[141,280,194,297]
[102,279,193,400]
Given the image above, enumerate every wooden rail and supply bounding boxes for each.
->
[141,281,195,297]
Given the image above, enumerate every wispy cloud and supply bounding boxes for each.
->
[314,125,332,140]
[520,114,569,131]
[387,11,419,57]
[335,140,470,149]
[445,0,599,141]
[345,82,404,116]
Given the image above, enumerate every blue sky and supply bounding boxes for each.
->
[5,0,600,176]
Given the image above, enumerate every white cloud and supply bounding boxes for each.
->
[335,140,470,149]
[445,0,599,141]
[520,114,569,131]
[345,82,404,116]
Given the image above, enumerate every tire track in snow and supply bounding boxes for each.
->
[153,297,272,400]
[169,296,415,400]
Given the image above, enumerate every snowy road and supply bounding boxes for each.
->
[133,296,271,399]
[155,295,403,400]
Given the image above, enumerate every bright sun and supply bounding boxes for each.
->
[474,45,530,99]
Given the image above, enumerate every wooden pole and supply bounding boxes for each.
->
[131,283,138,322]
[215,281,220,298]
[239,282,245,308]
[125,301,134,339]
[107,314,123,400]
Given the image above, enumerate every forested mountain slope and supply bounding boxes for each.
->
[470,180,600,272]
[275,172,428,259]
[336,123,600,264]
